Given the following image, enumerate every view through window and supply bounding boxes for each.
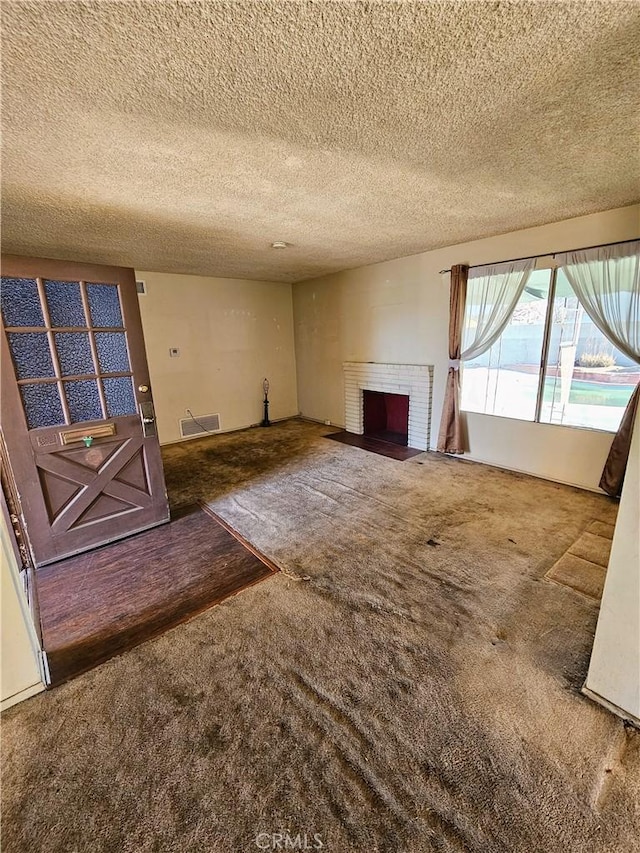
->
[460,267,636,432]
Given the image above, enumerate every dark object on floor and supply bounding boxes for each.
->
[36,504,277,685]
[325,430,423,460]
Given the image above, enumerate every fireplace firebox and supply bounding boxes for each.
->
[363,390,409,446]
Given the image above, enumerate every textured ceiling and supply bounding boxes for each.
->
[2,1,639,283]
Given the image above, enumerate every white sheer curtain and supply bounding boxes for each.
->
[460,258,535,362]
[556,240,640,496]
[555,240,640,362]
[438,258,534,454]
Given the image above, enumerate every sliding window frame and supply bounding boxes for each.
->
[534,265,558,424]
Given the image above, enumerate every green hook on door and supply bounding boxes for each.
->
[82,436,94,447]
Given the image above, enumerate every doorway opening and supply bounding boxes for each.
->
[1,256,275,688]
[363,390,409,447]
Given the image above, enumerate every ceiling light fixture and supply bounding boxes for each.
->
[271,241,289,249]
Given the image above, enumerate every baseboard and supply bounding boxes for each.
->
[443,452,605,494]
[299,415,346,429]
[581,685,640,729]
[1,680,45,712]
[159,414,300,446]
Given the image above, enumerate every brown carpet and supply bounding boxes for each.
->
[2,420,639,853]
[545,519,615,601]
[36,504,277,685]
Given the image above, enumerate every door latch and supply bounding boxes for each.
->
[139,401,157,437]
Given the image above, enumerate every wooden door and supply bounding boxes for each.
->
[1,256,169,566]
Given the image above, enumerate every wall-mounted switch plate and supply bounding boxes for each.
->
[169,347,180,358]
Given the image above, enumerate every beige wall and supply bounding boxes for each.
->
[136,271,298,444]
[293,205,640,490]
[584,406,639,723]
[1,512,44,710]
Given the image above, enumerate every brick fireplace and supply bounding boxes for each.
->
[343,362,434,451]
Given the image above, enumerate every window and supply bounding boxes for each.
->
[1,277,137,429]
[461,265,636,433]
[461,268,550,422]
[540,269,636,431]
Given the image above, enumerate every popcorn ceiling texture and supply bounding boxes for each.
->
[1,1,639,283]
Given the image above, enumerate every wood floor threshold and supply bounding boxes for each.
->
[199,503,280,573]
[45,572,275,687]
[37,504,279,686]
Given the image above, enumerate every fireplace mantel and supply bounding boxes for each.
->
[342,362,434,451]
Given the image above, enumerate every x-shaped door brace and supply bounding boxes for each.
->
[36,436,153,534]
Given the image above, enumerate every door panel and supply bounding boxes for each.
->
[1,256,169,566]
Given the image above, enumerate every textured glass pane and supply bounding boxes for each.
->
[7,333,54,380]
[103,377,137,417]
[64,380,103,423]
[94,332,130,373]
[20,383,65,429]
[1,278,44,327]
[54,332,95,376]
[45,280,86,327]
[87,284,123,327]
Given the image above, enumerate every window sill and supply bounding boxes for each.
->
[461,409,618,436]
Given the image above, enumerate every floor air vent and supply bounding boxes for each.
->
[179,413,221,438]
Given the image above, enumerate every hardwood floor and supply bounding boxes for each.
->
[36,504,277,685]
[325,430,424,460]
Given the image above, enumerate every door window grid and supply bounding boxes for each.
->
[2,277,137,427]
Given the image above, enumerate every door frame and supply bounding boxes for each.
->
[0,475,48,685]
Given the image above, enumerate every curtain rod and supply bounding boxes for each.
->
[438,237,638,276]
